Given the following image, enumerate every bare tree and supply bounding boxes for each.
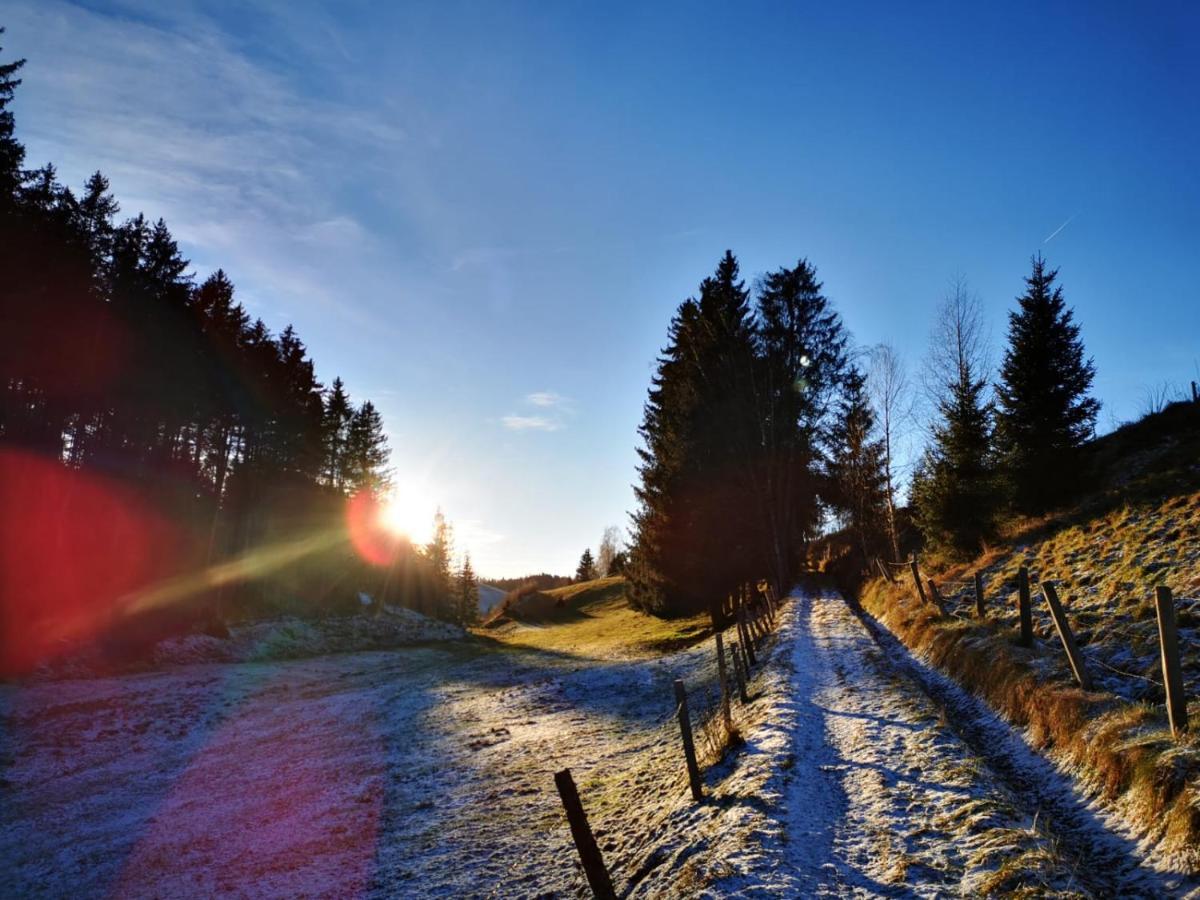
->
[596,525,623,576]
[1139,381,1183,417]
[924,276,991,409]
[868,343,912,560]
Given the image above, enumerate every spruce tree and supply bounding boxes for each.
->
[344,400,390,494]
[913,283,998,556]
[0,29,26,202]
[322,377,354,491]
[828,366,888,563]
[628,252,760,616]
[995,255,1099,513]
[575,548,597,582]
[455,553,479,625]
[425,509,453,619]
[754,259,848,584]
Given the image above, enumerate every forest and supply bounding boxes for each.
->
[627,249,1100,618]
[0,35,474,674]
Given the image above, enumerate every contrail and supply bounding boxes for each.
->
[1043,214,1076,244]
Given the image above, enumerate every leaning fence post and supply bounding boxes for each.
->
[715,633,732,728]
[974,571,986,618]
[673,679,704,802]
[927,579,947,616]
[877,558,894,583]
[554,769,617,900]
[1041,582,1093,690]
[1017,566,1033,647]
[1154,586,1189,737]
[910,557,928,606]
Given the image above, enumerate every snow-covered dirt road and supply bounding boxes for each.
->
[761,591,1190,898]
[3,590,1192,897]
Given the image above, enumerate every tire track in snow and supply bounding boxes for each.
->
[777,591,1104,896]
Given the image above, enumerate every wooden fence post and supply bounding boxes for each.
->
[1192,380,1198,404]
[927,579,947,616]
[674,679,704,802]
[740,607,758,664]
[1154,586,1189,737]
[974,571,986,618]
[877,558,894,583]
[730,639,748,703]
[1017,566,1033,647]
[715,633,732,728]
[1041,582,1093,690]
[910,557,928,606]
[733,595,748,658]
[554,769,617,900]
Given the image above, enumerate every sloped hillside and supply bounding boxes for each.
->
[863,399,1200,868]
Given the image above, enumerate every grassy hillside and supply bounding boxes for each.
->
[481,576,712,658]
[862,399,1200,867]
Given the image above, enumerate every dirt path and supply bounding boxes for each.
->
[2,591,1192,898]
[771,590,1196,898]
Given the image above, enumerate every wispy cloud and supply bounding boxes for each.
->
[1043,214,1077,244]
[526,391,567,408]
[502,415,561,432]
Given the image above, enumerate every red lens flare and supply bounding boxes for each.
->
[0,450,184,675]
[346,491,407,567]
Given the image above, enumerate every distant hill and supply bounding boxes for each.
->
[477,584,506,616]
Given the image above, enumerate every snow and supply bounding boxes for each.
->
[35,605,465,679]
[2,589,1194,897]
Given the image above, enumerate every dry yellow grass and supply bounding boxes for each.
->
[480,576,712,659]
[863,572,1200,869]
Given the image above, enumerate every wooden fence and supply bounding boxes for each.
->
[554,579,785,896]
[881,555,1191,740]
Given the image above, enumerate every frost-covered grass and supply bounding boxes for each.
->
[862,403,1200,869]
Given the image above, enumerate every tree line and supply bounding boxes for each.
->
[629,248,1098,617]
[0,33,474,627]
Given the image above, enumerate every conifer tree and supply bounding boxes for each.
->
[0,29,25,202]
[344,400,390,494]
[995,255,1099,513]
[455,553,479,625]
[575,548,597,582]
[322,377,354,491]
[754,259,848,584]
[629,253,760,615]
[912,282,998,556]
[828,366,888,563]
[425,510,454,618]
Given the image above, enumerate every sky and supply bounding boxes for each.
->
[4,1,1198,577]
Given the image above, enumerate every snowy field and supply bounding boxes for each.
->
[2,591,1193,897]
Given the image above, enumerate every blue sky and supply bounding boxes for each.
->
[5,1,1198,576]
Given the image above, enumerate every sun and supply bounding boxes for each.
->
[378,481,439,545]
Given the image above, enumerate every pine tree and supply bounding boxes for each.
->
[343,400,390,494]
[0,29,26,202]
[828,366,888,564]
[754,259,848,584]
[425,509,454,619]
[575,548,597,582]
[455,553,479,625]
[913,282,998,556]
[995,255,1099,513]
[322,377,354,491]
[628,252,761,616]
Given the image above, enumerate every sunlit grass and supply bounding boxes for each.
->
[483,576,712,658]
